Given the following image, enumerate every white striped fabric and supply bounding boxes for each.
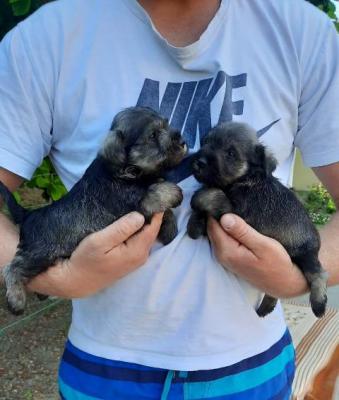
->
[282,301,339,399]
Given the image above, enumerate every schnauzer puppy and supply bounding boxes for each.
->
[1,106,187,315]
[187,122,327,318]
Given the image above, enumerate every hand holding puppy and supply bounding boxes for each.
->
[207,214,309,299]
[1,107,186,314]
[27,212,163,299]
[188,122,327,317]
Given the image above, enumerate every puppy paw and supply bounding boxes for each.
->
[158,215,178,245]
[141,182,183,216]
[311,296,327,318]
[256,295,277,318]
[3,262,27,315]
[308,270,328,318]
[191,188,231,219]
[157,182,183,209]
[187,212,207,239]
[310,289,327,318]
[6,287,26,315]
[36,293,49,301]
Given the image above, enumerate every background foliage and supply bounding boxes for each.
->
[0,0,338,202]
[298,185,337,225]
[1,0,338,40]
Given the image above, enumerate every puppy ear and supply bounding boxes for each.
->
[100,129,126,167]
[200,135,209,146]
[253,145,277,176]
[265,149,277,174]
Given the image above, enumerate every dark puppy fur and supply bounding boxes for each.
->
[187,122,327,318]
[1,107,187,315]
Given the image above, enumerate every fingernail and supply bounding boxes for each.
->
[129,212,145,226]
[221,215,235,230]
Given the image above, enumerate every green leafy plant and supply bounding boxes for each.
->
[25,158,67,202]
[304,184,336,225]
[308,0,339,30]
[8,0,31,16]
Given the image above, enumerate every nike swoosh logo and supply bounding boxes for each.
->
[257,119,281,138]
[166,119,281,183]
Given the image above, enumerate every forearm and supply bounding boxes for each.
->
[1,211,162,300]
[26,261,84,299]
[0,213,19,269]
[257,212,339,297]
[0,212,77,298]
[318,211,339,286]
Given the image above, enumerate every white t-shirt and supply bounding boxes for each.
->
[0,0,338,370]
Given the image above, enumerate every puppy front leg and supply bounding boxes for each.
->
[140,182,183,222]
[191,188,232,220]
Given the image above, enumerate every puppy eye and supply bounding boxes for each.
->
[226,148,236,158]
[151,131,159,140]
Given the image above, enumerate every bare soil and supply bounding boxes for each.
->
[0,288,71,400]
[0,186,70,400]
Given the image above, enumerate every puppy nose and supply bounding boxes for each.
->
[179,137,186,147]
[172,130,183,141]
[195,157,208,169]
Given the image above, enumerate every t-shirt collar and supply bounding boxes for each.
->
[123,0,230,60]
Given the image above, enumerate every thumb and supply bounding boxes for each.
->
[94,212,145,251]
[220,213,267,253]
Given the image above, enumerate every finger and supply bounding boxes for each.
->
[207,217,239,249]
[93,212,145,252]
[126,212,164,250]
[207,217,258,265]
[219,214,269,253]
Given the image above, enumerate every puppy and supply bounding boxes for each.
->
[1,107,187,315]
[187,122,327,318]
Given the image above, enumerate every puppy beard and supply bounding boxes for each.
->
[128,150,165,176]
[218,162,249,186]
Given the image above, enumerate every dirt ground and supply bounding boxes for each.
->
[0,288,71,400]
[0,186,71,400]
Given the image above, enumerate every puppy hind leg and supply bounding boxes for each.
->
[187,211,207,239]
[158,209,178,245]
[2,256,28,315]
[256,294,278,317]
[36,293,49,301]
[293,254,328,318]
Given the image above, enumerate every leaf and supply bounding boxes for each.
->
[35,175,50,188]
[13,191,21,203]
[8,0,31,16]
[49,183,67,201]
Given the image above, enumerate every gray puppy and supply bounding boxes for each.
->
[1,107,187,315]
[187,122,327,318]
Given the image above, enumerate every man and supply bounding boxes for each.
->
[0,0,339,398]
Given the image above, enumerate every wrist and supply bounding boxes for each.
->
[26,260,81,299]
[264,262,309,299]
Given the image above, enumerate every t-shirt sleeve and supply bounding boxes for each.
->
[294,15,339,167]
[0,21,53,179]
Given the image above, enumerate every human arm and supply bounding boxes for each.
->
[207,162,339,298]
[0,167,163,299]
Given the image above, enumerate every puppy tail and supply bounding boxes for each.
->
[0,180,27,225]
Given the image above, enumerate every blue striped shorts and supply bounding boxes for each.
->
[59,329,295,400]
